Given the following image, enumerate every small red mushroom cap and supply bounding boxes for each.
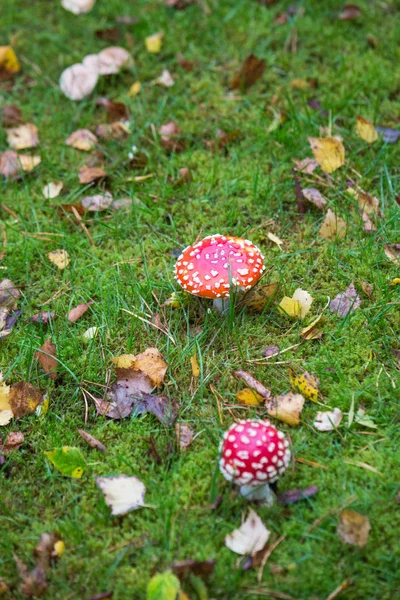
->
[174,234,265,299]
[219,419,291,486]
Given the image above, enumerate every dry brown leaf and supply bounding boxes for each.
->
[2,431,24,454]
[177,52,194,72]
[129,348,167,387]
[330,282,361,317]
[96,97,129,123]
[30,312,56,325]
[292,157,319,174]
[361,211,376,233]
[6,123,39,150]
[347,186,379,216]
[277,485,318,505]
[66,129,98,151]
[8,381,43,418]
[95,121,130,140]
[233,370,272,399]
[308,137,345,173]
[1,104,23,127]
[35,338,57,380]
[159,121,186,152]
[262,345,279,358]
[154,69,175,88]
[78,166,106,184]
[14,531,62,598]
[175,422,194,450]
[67,302,93,323]
[225,509,270,555]
[266,392,304,426]
[302,188,327,210]
[78,429,107,452]
[384,244,400,265]
[81,192,113,212]
[301,314,324,340]
[339,4,361,20]
[0,150,21,179]
[337,510,370,547]
[241,282,279,312]
[319,209,346,240]
[174,167,192,187]
[355,116,378,143]
[231,54,265,91]
[48,249,70,269]
[0,279,19,309]
[360,281,373,298]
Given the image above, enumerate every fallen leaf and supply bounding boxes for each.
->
[355,116,378,144]
[289,370,319,402]
[78,166,106,184]
[96,47,132,75]
[375,125,400,144]
[0,375,12,427]
[6,123,39,150]
[329,282,361,317]
[95,121,130,140]
[262,345,279,358]
[96,475,146,515]
[266,392,304,426]
[48,249,70,269]
[128,81,141,96]
[231,54,266,91]
[82,326,98,341]
[302,188,327,210]
[95,27,122,44]
[293,157,319,174]
[177,52,194,71]
[384,244,400,265]
[308,137,345,173]
[2,431,24,454]
[390,278,400,286]
[147,571,180,600]
[277,485,318,504]
[0,46,21,79]
[300,314,324,340]
[278,296,300,318]
[319,209,346,240]
[337,510,370,547]
[78,429,107,452]
[159,121,185,152]
[339,4,361,20]
[145,32,164,54]
[236,388,264,406]
[0,309,21,339]
[291,78,311,90]
[170,559,216,579]
[35,338,57,380]
[292,288,313,319]
[233,370,272,399]
[8,381,43,418]
[190,354,200,377]
[154,69,174,87]
[314,408,343,431]
[225,509,270,555]
[96,97,129,123]
[59,62,99,101]
[31,312,56,325]
[0,279,19,309]
[267,232,283,249]
[165,0,193,8]
[18,154,41,172]
[42,181,63,199]
[0,577,8,593]
[14,532,62,598]
[1,104,23,126]
[361,211,376,233]
[354,409,377,429]
[81,192,113,212]
[45,446,86,478]
[114,348,167,387]
[175,423,194,450]
[360,281,373,297]
[67,302,93,322]
[62,0,96,14]
[347,186,379,216]
[174,167,192,187]
[66,129,98,151]
[242,282,279,312]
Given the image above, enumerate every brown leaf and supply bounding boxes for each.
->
[277,485,318,505]
[35,338,57,379]
[175,422,194,450]
[292,157,319,174]
[115,348,167,387]
[337,510,370,547]
[95,27,122,43]
[384,244,400,265]
[1,104,23,126]
[81,193,113,212]
[330,283,361,317]
[170,558,216,579]
[339,4,361,20]
[14,531,62,597]
[266,392,304,426]
[30,311,56,325]
[2,430,24,454]
[233,370,272,399]
[361,211,376,233]
[78,166,106,184]
[319,209,346,240]
[241,282,279,312]
[95,121,130,140]
[128,152,148,170]
[174,167,192,187]
[6,123,39,150]
[9,382,43,418]
[231,54,265,91]
[159,121,186,152]
[262,345,280,358]
[78,429,107,452]
[66,129,98,151]
[177,52,194,72]
[0,279,19,309]
[302,188,327,210]
[360,281,373,298]
[99,391,177,425]
[0,150,22,179]
[96,97,129,123]
[67,302,93,323]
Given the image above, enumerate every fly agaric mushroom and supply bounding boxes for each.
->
[219,419,291,504]
[174,234,265,312]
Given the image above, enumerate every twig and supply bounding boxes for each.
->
[296,456,327,470]
[257,535,286,583]
[0,204,19,220]
[209,384,224,424]
[247,343,301,362]
[325,579,352,600]
[71,206,95,246]
[81,389,89,424]
[233,370,272,399]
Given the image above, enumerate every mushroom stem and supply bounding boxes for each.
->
[212,297,230,314]
[239,484,275,505]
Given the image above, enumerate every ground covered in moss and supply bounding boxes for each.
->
[1,1,399,599]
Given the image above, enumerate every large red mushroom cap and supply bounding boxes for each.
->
[219,419,291,487]
[174,234,265,299]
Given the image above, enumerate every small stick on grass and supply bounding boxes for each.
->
[71,206,95,246]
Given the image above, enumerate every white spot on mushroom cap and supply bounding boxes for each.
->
[240,435,250,444]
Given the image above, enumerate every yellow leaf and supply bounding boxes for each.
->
[390,278,400,286]
[112,354,136,369]
[278,296,300,318]
[18,154,41,172]
[0,46,21,76]
[289,370,319,402]
[6,123,39,150]
[48,249,70,269]
[355,116,378,144]
[0,374,11,412]
[267,232,283,249]
[145,32,163,54]
[190,354,200,378]
[292,288,313,319]
[53,540,65,557]
[236,388,264,406]
[128,81,141,96]
[291,78,310,90]
[308,136,345,173]
[266,392,304,426]
[319,209,346,240]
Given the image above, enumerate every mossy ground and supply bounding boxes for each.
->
[1,0,400,598]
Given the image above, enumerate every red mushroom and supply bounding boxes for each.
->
[219,419,291,504]
[174,234,265,312]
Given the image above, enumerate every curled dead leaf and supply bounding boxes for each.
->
[337,510,370,547]
[231,54,266,91]
[159,121,186,152]
[78,166,106,184]
[6,123,39,150]
[266,392,304,426]
[175,422,194,450]
[9,381,43,418]
[66,129,98,151]
[48,249,70,269]
[35,338,57,380]
[67,302,93,323]
[319,209,346,240]
[308,137,345,173]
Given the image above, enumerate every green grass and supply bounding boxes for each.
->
[1,0,400,598]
